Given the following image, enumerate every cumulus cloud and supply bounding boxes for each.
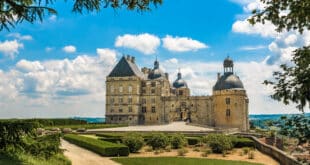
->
[162,35,208,52]
[115,33,160,55]
[232,19,278,38]
[62,45,76,53]
[7,33,33,40]
[0,48,119,118]
[0,40,24,58]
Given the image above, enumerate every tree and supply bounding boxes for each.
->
[0,0,163,31]
[249,0,310,112]
[278,114,310,145]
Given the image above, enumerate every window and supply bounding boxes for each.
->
[142,82,146,87]
[118,97,123,103]
[151,82,156,87]
[181,102,186,107]
[110,98,114,103]
[110,85,114,93]
[151,98,155,103]
[142,98,146,104]
[226,109,230,117]
[110,109,114,112]
[129,117,132,120]
[151,89,155,94]
[142,89,146,94]
[128,107,132,112]
[128,96,132,104]
[128,85,132,93]
[111,117,113,121]
[179,90,183,95]
[225,98,230,105]
[119,86,123,93]
[119,109,123,113]
[151,106,156,113]
[142,107,147,113]
[119,117,122,121]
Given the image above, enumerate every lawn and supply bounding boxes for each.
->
[112,157,263,165]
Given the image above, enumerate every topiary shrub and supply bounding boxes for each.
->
[147,133,169,150]
[122,133,144,153]
[186,137,201,146]
[230,136,255,148]
[204,134,232,153]
[170,134,186,149]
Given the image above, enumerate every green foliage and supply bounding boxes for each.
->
[203,134,233,153]
[177,148,188,156]
[112,157,263,165]
[230,136,255,148]
[170,134,186,149]
[0,0,163,31]
[249,0,310,33]
[0,153,71,165]
[147,133,169,150]
[278,114,310,145]
[122,133,144,153]
[99,137,122,143]
[186,137,201,146]
[0,121,38,151]
[64,134,129,156]
[263,46,310,112]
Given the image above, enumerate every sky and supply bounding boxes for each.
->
[0,0,309,118]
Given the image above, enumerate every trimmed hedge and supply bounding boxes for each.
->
[186,137,201,145]
[99,137,122,143]
[96,133,123,138]
[230,137,255,148]
[64,134,129,156]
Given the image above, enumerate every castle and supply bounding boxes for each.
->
[105,56,249,131]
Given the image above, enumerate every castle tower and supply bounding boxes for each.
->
[172,69,190,97]
[212,57,249,131]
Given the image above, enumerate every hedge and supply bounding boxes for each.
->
[186,137,201,145]
[230,137,255,148]
[96,133,123,138]
[99,137,122,144]
[64,134,129,156]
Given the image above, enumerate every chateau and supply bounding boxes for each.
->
[105,56,249,131]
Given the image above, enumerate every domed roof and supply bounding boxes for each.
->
[213,73,244,91]
[148,60,166,79]
[173,71,188,88]
[224,56,233,68]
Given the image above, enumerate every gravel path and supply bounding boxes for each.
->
[60,139,121,165]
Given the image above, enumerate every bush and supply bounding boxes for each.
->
[230,136,255,148]
[147,133,169,150]
[186,137,201,146]
[64,134,129,156]
[248,151,255,159]
[170,134,186,149]
[242,147,250,155]
[122,133,144,153]
[204,134,232,153]
[177,148,188,156]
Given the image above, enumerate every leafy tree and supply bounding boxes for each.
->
[170,133,186,149]
[263,46,310,111]
[0,0,163,31]
[146,133,169,150]
[278,115,310,145]
[249,0,310,112]
[122,133,144,153]
[203,134,232,153]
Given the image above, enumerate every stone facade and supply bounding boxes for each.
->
[105,55,249,131]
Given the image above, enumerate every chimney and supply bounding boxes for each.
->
[131,56,135,63]
[217,72,221,80]
[165,73,169,79]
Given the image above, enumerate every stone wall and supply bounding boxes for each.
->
[247,136,300,165]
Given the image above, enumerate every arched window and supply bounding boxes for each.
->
[226,109,231,117]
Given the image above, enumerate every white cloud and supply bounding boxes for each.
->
[232,19,278,38]
[165,58,178,64]
[49,15,57,22]
[162,35,208,52]
[62,45,76,53]
[7,33,33,40]
[115,33,160,55]
[0,40,24,58]
[239,45,266,50]
[0,48,118,118]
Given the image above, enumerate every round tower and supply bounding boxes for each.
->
[212,57,249,132]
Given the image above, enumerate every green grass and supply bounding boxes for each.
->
[112,157,263,165]
[0,153,70,165]
[45,123,127,130]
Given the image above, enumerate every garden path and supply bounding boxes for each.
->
[60,139,121,165]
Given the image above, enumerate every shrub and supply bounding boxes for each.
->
[230,136,255,148]
[248,151,255,159]
[204,134,232,153]
[147,133,169,150]
[177,148,188,156]
[193,147,200,152]
[242,147,250,155]
[186,137,201,146]
[165,145,172,152]
[201,148,212,157]
[145,146,153,152]
[170,134,186,149]
[122,133,144,153]
[64,134,129,156]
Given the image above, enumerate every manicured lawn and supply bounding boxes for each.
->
[112,157,263,165]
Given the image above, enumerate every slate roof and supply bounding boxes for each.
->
[213,72,244,91]
[108,56,144,78]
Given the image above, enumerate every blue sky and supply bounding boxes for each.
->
[0,0,309,118]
